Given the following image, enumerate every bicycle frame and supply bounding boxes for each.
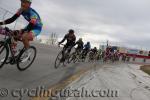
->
[0,27,20,64]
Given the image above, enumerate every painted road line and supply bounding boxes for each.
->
[32,65,94,100]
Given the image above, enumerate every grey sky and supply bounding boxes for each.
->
[0,0,150,49]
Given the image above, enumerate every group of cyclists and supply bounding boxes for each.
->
[0,0,121,69]
[58,29,92,62]
[57,28,120,63]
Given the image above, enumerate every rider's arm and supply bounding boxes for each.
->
[59,35,67,44]
[0,9,22,25]
[0,14,19,25]
[21,19,36,32]
[75,40,79,46]
[22,14,38,32]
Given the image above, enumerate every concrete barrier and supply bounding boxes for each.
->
[120,55,150,64]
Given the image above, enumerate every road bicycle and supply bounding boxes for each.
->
[0,27,37,71]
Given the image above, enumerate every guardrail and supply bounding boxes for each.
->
[120,53,150,64]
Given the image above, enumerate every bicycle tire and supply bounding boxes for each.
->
[68,52,76,63]
[0,41,9,68]
[54,51,62,69]
[17,46,37,71]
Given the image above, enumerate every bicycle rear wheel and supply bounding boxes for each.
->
[0,41,9,68]
[17,46,37,71]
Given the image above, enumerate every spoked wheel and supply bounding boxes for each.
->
[63,52,70,65]
[68,52,77,63]
[54,51,63,69]
[17,46,37,71]
[0,41,9,68]
[81,54,86,62]
[73,55,78,63]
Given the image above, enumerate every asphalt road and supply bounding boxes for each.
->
[0,41,149,100]
[0,42,100,100]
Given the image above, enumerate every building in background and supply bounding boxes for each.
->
[99,40,149,56]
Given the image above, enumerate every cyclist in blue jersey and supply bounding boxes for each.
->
[82,42,91,58]
[0,0,43,50]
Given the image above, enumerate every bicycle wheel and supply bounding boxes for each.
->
[73,55,78,63]
[81,54,86,62]
[103,55,107,62]
[68,52,76,63]
[0,41,9,68]
[17,46,37,71]
[63,52,70,65]
[54,51,63,69]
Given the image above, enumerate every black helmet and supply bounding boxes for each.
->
[68,29,74,33]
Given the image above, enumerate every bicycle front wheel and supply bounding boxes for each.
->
[0,41,9,68]
[17,46,37,71]
[68,52,76,63]
[54,51,63,69]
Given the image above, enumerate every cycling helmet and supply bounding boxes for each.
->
[21,0,32,3]
[87,42,90,44]
[79,38,82,41]
[68,29,74,34]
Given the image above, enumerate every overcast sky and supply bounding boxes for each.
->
[0,0,150,49]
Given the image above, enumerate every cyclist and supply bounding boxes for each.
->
[104,46,112,60]
[82,42,91,58]
[114,50,120,60]
[75,38,84,54]
[0,0,43,52]
[91,47,98,55]
[58,29,76,62]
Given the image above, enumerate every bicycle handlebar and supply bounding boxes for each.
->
[58,43,65,48]
[0,26,20,40]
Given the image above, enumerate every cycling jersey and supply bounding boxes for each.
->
[90,48,98,55]
[1,7,43,36]
[75,40,84,49]
[18,8,42,27]
[84,44,91,50]
[59,33,76,46]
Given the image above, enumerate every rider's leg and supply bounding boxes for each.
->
[21,29,41,62]
[62,46,67,57]
[75,47,79,55]
[60,45,68,62]
[22,32,34,49]
[67,46,73,55]
[85,49,88,57]
[82,49,86,58]
[22,28,41,49]
[10,31,21,56]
